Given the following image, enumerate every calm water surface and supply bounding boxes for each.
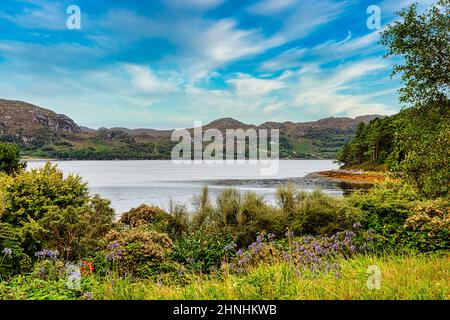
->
[27,160,351,216]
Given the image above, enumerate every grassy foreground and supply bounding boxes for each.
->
[1,254,448,300]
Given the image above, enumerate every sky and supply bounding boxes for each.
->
[0,0,437,129]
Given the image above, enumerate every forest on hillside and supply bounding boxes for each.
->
[337,0,449,198]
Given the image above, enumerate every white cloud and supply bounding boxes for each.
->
[90,11,282,81]
[165,0,225,10]
[0,0,67,30]
[260,30,382,72]
[312,30,382,58]
[201,19,271,63]
[248,0,298,15]
[263,101,285,114]
[260,47,306,71]
[124,64,178,94]
[276,0,349,42]
[227,73,286,97]
[293,59,396,117]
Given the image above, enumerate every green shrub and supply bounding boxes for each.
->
[120,204,170,228]
[275,184,297,215]
[120,204,186,238]
[0,163,114,259]
[0,223,31,278]
[171,230,236,273]
[290,189,363,236]
[189,186,365,246]
[1,163,89,227]
[215,188,241,227]
[167,200,189,237]
[349,181,450,252]
[104,228,173,277]
[39,196,115,261]
[401,199,450,252]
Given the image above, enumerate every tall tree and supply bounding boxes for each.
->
[381,0,450,109]
[381,0,450,198]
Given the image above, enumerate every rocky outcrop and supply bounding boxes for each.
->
[0,99,81,145]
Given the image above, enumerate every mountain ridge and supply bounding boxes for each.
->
[0,99,386,159]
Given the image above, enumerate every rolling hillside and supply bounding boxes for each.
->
[0,99,384,159]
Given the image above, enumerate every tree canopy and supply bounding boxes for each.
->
[338,0,450,198]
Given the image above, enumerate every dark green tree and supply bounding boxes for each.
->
[381,0,450,198]
[380,0,449,109]
[0,142,26,174]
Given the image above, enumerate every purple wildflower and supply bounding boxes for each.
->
[285,230,294,238]
[345,231,355,238]
[105,253,115,261]
[256,234,264,243]
[46,250,58,259]
[2,248,12,255]
[331,243,339,251]
[34,249,58,259]
[224,243,237,251]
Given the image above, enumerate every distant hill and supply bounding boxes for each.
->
[0,99,81,146]
[0,99,385,159]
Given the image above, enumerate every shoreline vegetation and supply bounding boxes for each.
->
[0,0,449,301]
[0,162,448,300]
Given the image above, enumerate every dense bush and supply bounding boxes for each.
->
[39,196,115,261]
[0,163,115,260]
[120,204,171,228]
[277,187,363,236]
[190,186,363,246]
[1,163,89,227]
[349,181,450,252]
[0,223,31,278]
[171,230,236,273]
[120,204,188,238]
[104,228,173,277]
[401,199,449,252]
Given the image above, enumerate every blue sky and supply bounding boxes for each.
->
[0,0,436,129]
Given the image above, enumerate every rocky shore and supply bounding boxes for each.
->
[314,169,385,184]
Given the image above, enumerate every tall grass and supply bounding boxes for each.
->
[191,185,213,228]
[191,186,364,243]
[90,254,449,300]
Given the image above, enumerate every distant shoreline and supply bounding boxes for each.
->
[21,156,55,162]
[314,169,385,184]
[22,158,336,162]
